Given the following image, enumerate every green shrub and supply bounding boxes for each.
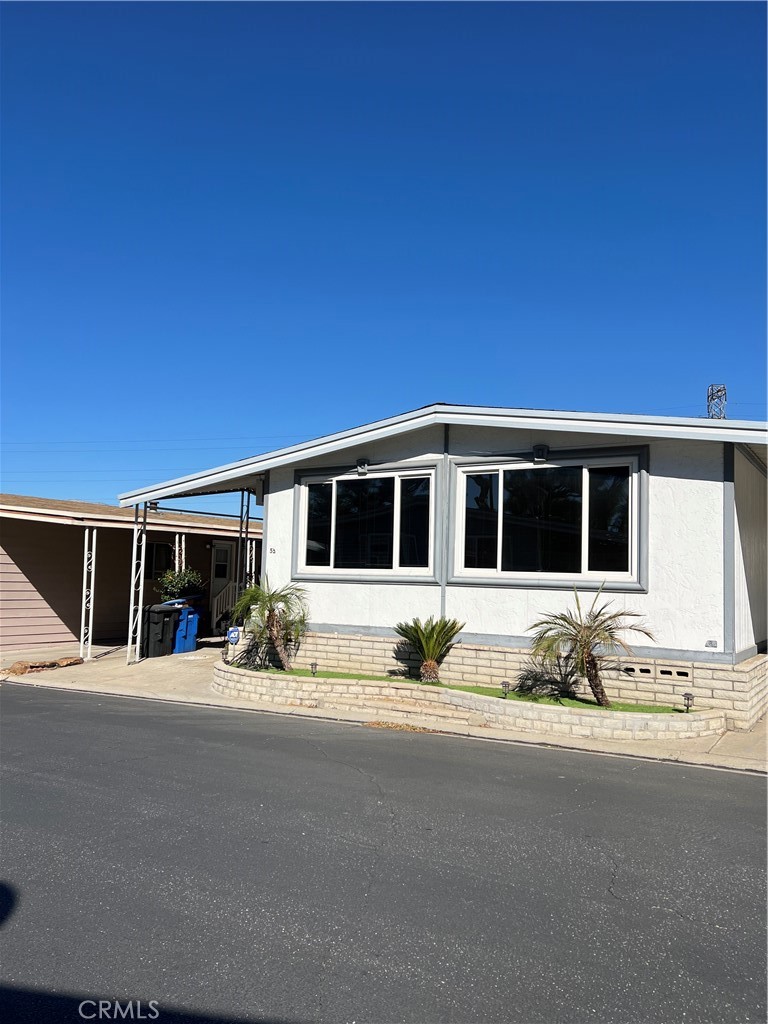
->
[158,567,205,602]
[232,578,308,672]
[393,616,465,683]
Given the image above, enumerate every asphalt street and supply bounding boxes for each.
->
[1,684,765,1024]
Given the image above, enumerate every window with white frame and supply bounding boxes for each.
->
[457,457,637,579]
[300,470,434,574]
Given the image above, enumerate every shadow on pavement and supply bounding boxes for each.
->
[0,882,18,928]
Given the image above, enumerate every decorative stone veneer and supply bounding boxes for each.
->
[229,630,766,732]
[213,662,726,741]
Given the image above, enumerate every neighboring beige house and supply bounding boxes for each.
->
[0,494,262,652]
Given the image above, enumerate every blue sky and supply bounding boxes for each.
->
[1,2,765,511]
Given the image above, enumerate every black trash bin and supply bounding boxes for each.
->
[141,604,181,659]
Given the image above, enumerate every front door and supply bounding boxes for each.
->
[210,542,235,600]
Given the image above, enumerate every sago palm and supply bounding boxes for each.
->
[394,616,465,683]
[232,578,308,672]
[528,590,655,708]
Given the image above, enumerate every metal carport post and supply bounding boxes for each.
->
[126,503,148,664]
[79,527,98,660]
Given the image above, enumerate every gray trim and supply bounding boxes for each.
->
[446,577,647,593]
[260,471,270,581]
[733,643,765,662]
[296,574,439,585]
[448,443,648,465]
[447,445,648,589]
[304,622,760,665]
[723,443,735,657]
[308,623,402,638]
[736,443,768,477]
[294,459,442,479]
[638,447,649,592]
[290,472,303,580]
[439,424,450,616]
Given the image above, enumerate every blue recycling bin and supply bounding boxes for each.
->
[162,601,200,654]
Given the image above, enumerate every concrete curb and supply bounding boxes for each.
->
[2,676,765,776]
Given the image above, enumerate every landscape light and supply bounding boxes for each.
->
[310,662,318,676]
[501,680,512,698]
[683,692,694,713]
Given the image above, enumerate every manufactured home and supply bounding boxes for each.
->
[120,404,767,728]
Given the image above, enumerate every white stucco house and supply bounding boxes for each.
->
[120,404,767,728]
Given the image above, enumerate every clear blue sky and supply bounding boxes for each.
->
[1,1,765,511]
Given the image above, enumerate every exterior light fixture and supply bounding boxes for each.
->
[683,692,694,713]
[356,459,369,476]
[310,662,318,676]
[532,445,549,463]
[501,680,512,698]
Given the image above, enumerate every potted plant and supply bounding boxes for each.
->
[158,566,206,603]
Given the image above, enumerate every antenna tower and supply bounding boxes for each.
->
[707,384,727,419]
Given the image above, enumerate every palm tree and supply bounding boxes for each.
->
[528,590,655,708]
[232,578,308,672]
[394,616,465,683]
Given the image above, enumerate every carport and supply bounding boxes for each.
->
[120,460,268,664]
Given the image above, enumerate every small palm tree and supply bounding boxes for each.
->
[528,590,655,708]
[232,578,308,672]
[394,616,465,683]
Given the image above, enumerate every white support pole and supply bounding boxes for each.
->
[247,536,257,585]
[127,512,139,665]
[174,532,181,572]
[135,504,147,661]
[126,503,148,664]
[80,528,90,660]
[88,529,98,660]
[236,490,246,591]
[181,532,186,568]
[79,528,99,660]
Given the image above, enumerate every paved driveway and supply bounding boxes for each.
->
[2,686,766,1024]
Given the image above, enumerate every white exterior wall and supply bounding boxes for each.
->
[261,427,727,659]
[734,449,768,654]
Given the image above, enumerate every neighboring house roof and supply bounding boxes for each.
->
[119,402,768,506]
[0,493,262,537]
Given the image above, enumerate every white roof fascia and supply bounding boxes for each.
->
[118,404,768,507]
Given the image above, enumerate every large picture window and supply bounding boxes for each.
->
[300,471,433,574]
[459,458,635,579]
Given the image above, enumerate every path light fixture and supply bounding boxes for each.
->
[310,662,318,676]
[501,680,512,698]
[683,692,694,713]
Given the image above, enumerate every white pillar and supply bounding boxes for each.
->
[126,504,148,664]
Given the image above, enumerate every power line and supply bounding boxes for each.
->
[0,446,278,454]
[0,433,316,446]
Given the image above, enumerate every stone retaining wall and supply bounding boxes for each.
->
[269,631,765,731]
[213,663,726,741]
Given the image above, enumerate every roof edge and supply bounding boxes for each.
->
[118,403,768,506]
